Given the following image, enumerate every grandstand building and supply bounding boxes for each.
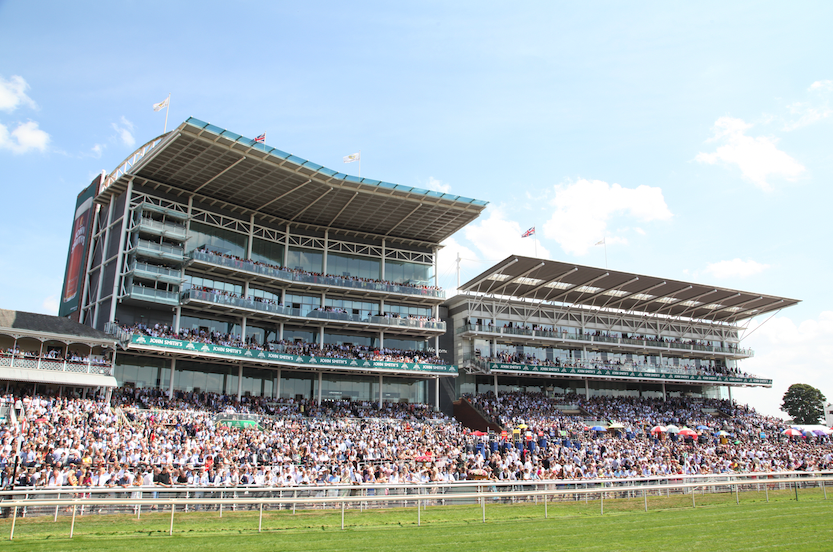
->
[50,118,800,412]
[447,256,799,401]
[58,118,487,410]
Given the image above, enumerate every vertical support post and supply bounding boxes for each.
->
[9,506,17,540]
[692,486,696,507]
[237,363,243,401]
[169,358,176,399]
[323,229,328,274]
[644,488,648,512]
[600,491,604,515]
[417,498,421,526]
[822,480,827,500]
[317,372,323,405]
[170,502,175,536]
[435,377,440,411]
[381,239,385,280]
[585,379,590,399]
[765,484,769,502]
[737,484,741,504]
[494,373,498,399]
[481,493,485,523]
[341,501,345,530]
[661,382,666,401]
[259,502,263,532]
[794,481,799,501]
[70,504,77,538]
[108,179,133,324]
[379,374,383,409]
[544,491,548,519]
[276,369,281,399]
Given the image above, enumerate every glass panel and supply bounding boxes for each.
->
[187,221,248,258]
[251,237,284,266]
[328,252,380,281]
[384,260,433,285]
[286,246,323,273]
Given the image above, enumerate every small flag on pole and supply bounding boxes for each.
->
[153,96,170,112]
[595,238,605,246]
[343,152,360,163]
[522,227,535,238]
[254,133,266,143]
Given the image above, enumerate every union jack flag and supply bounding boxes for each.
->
[254,133,266,143]
[521,226,535,238]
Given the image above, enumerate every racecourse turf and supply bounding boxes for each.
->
[1,487,830,551]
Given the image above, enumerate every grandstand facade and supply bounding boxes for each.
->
[48,118,799,411]
[60,118,487,409]
[447,255,799,402]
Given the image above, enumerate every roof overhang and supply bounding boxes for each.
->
[457,255,800,323]
[98,118,488,245]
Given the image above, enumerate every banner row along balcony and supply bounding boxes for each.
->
[483,361,771,387]
[181,289,446,336]
[187,250,444,304]
[457,324,753,359]
[126,334,456,376]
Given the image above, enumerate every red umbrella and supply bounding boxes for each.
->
[650,425,667,434]
[782,428,802,436]
[472,430,487,436]
[678,428,698,438]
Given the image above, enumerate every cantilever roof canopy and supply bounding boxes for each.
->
[458,255,800,323]
[98,118,487,245]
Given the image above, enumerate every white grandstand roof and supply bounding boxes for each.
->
[458,255,800,323]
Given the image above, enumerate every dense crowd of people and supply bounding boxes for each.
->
[2,347,109,366]
[125,323,447,365]
[193,247,442,294]
[0,387,830,491]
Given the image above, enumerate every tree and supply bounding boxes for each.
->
[781,383,826,424]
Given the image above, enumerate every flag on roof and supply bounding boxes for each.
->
[595,238,605,246]
[153,96,169,112]
[343,152,360,163]
[521,227,535,238]
[254,133,266,143]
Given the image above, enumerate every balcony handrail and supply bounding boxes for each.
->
[188,249,445,299]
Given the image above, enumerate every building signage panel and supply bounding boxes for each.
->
[129,335,457,375]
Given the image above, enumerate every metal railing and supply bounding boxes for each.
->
[182,289,446,331]
[0,354,113,376]
[189,250,445,299]
[2,471,830,539]
[457,324,752,356]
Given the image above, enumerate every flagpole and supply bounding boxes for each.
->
[604,236,608,269]
[534,223,538,258]
[163,93,171,133]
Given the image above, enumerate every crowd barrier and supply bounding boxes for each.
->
[2,471,831,539]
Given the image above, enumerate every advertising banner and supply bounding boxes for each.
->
[58,176,100,317]
[488,362,771,386]
[129,335,457,375]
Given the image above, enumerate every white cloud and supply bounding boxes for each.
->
[634,227,646,236]
[541,179,672,256]
[696,117,805,191]
[782,102,832,131]
[436,236,479,297]
[0,75,36,112]
[0,121,50,154]
[41,295,59,316]
[733,311,833,419]
[91,144,105,158]
[704,258,770,279]
[463,206,551,261]
[425,176,451,194]
[809,80,833,92]
[112,116,136,147]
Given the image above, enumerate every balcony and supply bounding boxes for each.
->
[135,218,188,241]
[484,358,771,386]
[0,354,113,376]
[181,289,446,333]
[134,239,185,263]
[457,324,752,357]
[187,250,445,300]
[128,261,182,285]
[128,284,180,306]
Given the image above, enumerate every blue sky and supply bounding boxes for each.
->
[1,2,831,417]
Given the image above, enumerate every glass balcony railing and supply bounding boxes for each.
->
[188,250,445,299]
[182,289,446,331]
[129,261,182,284]
[135,239,185,262]
[136,218,187,240]
[0,354,113,376]
[457,324,751,356]
[129,285,180,306]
